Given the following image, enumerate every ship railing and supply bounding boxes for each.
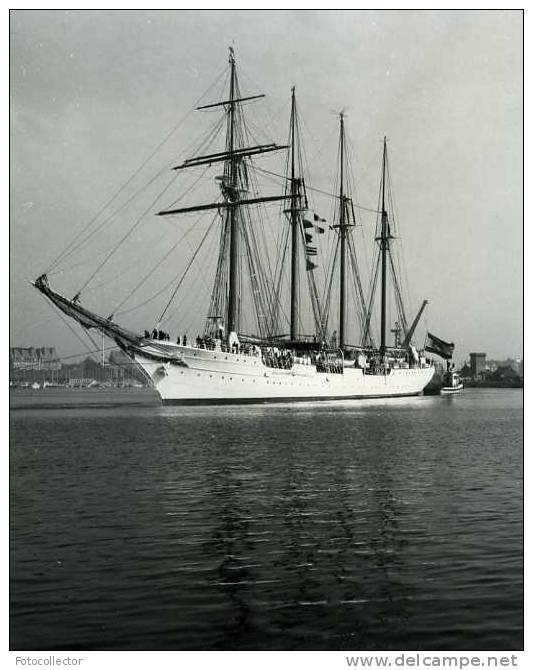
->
[261,353,293,370]
[314,348,344,375]
[189,339,261,358]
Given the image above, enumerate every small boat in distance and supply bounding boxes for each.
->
[424,332,462,395]
[440,365,464,395]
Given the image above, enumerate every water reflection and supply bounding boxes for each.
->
[10,390,523,650]
[165,406,419,649]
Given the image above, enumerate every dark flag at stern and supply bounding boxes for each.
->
[425,332,455,359]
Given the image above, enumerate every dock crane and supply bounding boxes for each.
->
[402,300,429,347]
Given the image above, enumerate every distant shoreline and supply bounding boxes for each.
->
[9,386,161,410]
[464,380,523,389]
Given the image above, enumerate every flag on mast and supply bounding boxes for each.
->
[425,332,455,359]
[303,211,326,233]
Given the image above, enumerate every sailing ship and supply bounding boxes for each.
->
[34,49,435,404]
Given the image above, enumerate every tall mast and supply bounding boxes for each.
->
[226,47,239,335]
[289,86,299,341]
[157,49,290,337]
[380,136,388,360]
[339,112,346,350]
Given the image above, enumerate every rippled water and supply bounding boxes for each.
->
[10,388,523,650]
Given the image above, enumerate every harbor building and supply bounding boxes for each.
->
[62,351,146,386]
[10,346,62,383]
[9,346,148,387]
[469,352,487,379]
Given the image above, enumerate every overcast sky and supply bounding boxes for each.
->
[10,9,522,362]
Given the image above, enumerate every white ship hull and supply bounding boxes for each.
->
[132,343,434,404]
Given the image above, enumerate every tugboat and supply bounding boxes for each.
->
[423,332,462,395]
[440,362,463,394]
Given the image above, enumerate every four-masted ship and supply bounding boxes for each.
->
[34,49,434,403]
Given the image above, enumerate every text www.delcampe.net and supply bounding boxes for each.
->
[346,655,520,668]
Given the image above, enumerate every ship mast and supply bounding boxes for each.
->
[330,112,351,350]
[289,86,300,341]
[157,48,290,342]
[379,137,390,360]
[226,48,239,335]
[339,112,347,350]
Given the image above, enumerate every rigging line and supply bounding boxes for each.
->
[299,219,323,337]
[389,253,408,333]
[44,65,229,275]
[111,215,204,315]
[178,113,227,169]
[268,223,290,330]
[343,133,374,322]
[78,323,102,356]
[114,215,215,318]
[363,256,380,346]
[255,199,278,292]
[259,215,282,323]
[241,111,268,145]
[248,208,281,337]
[76,170,179,298]
[291,99,323,333]
[115,265,191,317]
[272,221,290,333]
[242,157,277,289]
[205,220,229,332]
[85,264,143,295]
[52,162,173,270]
[241,223,268,338]
[254,166,380,213]
[59,206,177,291]
[347,231,373,344]
[354,143,384,194]
[48,248,112,277]
[272,217,289,296]
[54,343,149,384]
[322,236,340,336]
[83,207,195,294]
[184,215,219,294]
[164,165,211,209]
[248,98,287,151]
[300,112,337,166]
[356,201,372,298]
[157,215,217,325]
[273,207,289,279]
[75,326,145,382]
[44,298,97,357]
[55,345,118,362]
[321,166,340,310]
[15,302,69,332]
[182,276,214,336]
[386,152,413,321]
[365,180,384,342]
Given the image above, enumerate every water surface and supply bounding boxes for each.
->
[10,388,523,650]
